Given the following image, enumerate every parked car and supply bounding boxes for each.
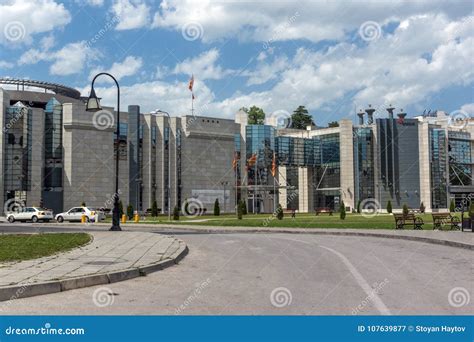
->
[55,207,105,223]
[6,207,54,223]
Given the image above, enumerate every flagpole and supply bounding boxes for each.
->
[254,153,257,214]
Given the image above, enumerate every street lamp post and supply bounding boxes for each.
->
[86,72,121,231]
[152,109,171,221]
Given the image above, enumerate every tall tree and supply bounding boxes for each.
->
[328,121,339,127]
[244,106,266,125]
[290,105,314,129]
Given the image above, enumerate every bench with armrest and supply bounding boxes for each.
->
[393,212,424,230]
[431,213,460,230]
[315,207,333,216]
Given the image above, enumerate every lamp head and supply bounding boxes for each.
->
[85,87,102,112]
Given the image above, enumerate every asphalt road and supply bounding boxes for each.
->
[0,223,472,315]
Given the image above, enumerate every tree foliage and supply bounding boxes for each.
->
[386,200,392,214]
[339,201,346,220]
[244,106,266,125]
[290,105,314,129]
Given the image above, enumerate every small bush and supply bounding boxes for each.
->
[419,202,425,213]
[126,204,133,220]
[276,204,284,220]
[449,199,455,213]
[241,200,247,215]
[237,202,243,220]
[151,200,159,217]
[173,206,180,220]
[214,199,220,216]
[340,201,346,220]
[81,201,86,207]
[118,201,124,217]
[386,200,392,214]
[357,200,361,214]
[402,204,409,216]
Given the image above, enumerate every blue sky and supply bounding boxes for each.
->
[0,0,473,124]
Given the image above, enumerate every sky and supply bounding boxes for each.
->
[0,0,473,125]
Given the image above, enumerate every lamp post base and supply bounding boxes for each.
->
[109,225,122,231]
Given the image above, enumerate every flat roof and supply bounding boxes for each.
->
[0,78,81,99]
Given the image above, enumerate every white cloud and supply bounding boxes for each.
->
[0,61,14,69]
[243,56,288,86]
[19,41,100,76]
[112,0,150,30]
[85,0,104,6]
[0,0,70,45]
[460,103,474,115]
[151,0,469,43]
[89,56,143,82]
[173,49,233,80]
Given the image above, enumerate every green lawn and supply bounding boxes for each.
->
[0,233,91,262]
[131,212,463,230]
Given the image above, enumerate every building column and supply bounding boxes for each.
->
[418,121,432,211]
[298,167,313,213]
[278,166,287,209]
[339,120,355,211]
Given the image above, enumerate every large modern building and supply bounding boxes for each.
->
[1,78,472,216]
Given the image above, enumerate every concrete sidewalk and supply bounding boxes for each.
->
[0,231,187,301]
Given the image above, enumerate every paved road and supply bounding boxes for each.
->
[0,224,472,315]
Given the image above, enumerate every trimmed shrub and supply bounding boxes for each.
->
[276,204,284,220]
[127,204,133,220]
[449,199,455,213]
[237,202,243,220]
[340,201,346,220]
[214,199,220,216]
[81,201,86,207]
[173,206,180,220]
[419,202,425,214]
[241,200,247,215]
[151,200,159,217]
[357,200,361,214]
[386,200,392,214]
[402,203,409,216]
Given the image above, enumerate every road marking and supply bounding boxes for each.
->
[268,235,391,315]
[318,245,391,315]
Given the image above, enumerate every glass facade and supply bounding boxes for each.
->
[3,103,32,204]
[354,128,374,202]
[430,128,448,208]
[312,133,341,210]
[246,125,275,185]
[44,98,63,189]
[448,131,472,186]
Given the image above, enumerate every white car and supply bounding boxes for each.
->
[55,207,105,223]
[7,207,54,223]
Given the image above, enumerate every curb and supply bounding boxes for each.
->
[0,239,189,302]
[149,226,474,251]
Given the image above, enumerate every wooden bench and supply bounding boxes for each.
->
[282,209,296,218]
[393,213,424,230]
[315,207,333,216]
[432,213,460,230]
[461,212,473,232]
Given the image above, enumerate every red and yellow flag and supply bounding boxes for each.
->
[247,154,257,169]
[232,152,240,170]
[271,152,277,177]
[188,74,194,91]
